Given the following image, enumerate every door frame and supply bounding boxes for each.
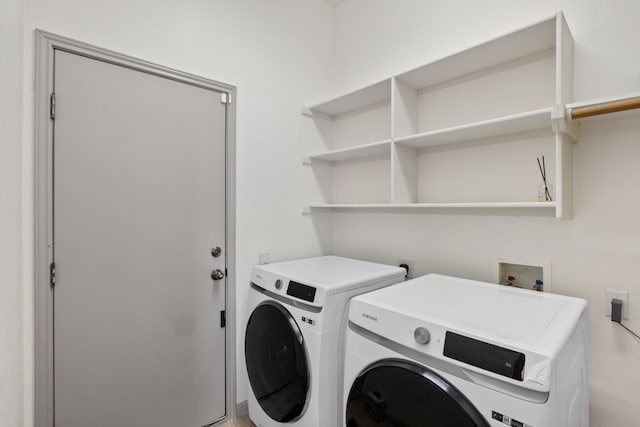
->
[34,30,237,427]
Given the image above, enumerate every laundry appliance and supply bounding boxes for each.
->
[343,274,588,427]
[245,256,406,427]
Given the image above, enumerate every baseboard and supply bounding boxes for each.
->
[236,400,248,417]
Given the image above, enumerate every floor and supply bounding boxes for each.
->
[219,414,255,427]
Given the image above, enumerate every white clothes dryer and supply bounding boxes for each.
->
[245,256,405,427]
[343,274,588,427]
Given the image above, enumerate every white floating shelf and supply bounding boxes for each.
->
[305,202,557,210]
[302,13,574,219]
[395,15,556,89]
[395,108,553,148]
[307,79,391,117]
[306,140,392,163]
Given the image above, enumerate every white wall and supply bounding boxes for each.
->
[0,0,24,425]
[6,0,335,424]
[328,1,640,425]
[4,1,640,426]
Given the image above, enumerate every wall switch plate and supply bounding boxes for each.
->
[258,252,271,265]
[604,289,629,319]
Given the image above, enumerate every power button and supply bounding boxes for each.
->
[414,327,431,345]
[275,279,283,290]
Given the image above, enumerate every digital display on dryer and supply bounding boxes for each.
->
[443,331,525,381]
[286,281,316,303]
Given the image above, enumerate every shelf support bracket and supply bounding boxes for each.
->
[551,104,578,141]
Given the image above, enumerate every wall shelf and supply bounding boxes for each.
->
[302,202,557,216]
[394,16,557,90]
[307,79,391,117]
[303,12,575,219]
[394,108,553,149]
[306,202,556,209]
[304,139,392,163]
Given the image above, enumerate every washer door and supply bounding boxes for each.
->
[346,359,490,427]
[245,301,309,422]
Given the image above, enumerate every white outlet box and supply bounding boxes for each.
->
[604,289,629,319]
[258,252,271,265]
[496,256,551,292]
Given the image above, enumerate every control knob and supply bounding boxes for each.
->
[414,327,431,345]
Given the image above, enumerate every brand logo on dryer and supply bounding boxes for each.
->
[361,313,378,322]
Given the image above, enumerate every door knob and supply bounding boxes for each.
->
[211,269,225,281]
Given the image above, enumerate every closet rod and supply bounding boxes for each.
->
[570,96,640,120]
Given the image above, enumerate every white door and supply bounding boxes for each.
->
[53,50,227,427]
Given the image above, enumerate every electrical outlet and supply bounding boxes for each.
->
[396,259,415,279]
[604,289,629,319]
[258,252,271,265]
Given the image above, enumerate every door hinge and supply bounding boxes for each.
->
[220,92,231,104]
[49,262,56,287]
[220,310,226,328]
[50,93,55,120]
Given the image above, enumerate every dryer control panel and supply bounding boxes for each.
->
[286,280,317,303]
[251,269,326,309]
[443,331,526,381]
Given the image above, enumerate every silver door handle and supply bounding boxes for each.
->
[211,269,225,281]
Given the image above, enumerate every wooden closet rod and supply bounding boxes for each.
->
[570,96,640,120]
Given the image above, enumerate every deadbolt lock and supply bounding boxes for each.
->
[211,246,222,257]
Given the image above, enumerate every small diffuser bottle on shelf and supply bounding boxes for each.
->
[537,183,553,202]
[536,155,552,202]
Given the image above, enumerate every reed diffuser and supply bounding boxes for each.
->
[537,155,552,202]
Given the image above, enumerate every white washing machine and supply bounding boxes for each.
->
[245,256,406,427]
[343,274,589,427]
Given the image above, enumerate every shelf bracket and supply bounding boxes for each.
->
[301,107,313,117]
[301,156,312,166]
[551,104,578,141]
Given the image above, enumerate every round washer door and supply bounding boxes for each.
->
[245,301,309,422]
[346,359,490,427]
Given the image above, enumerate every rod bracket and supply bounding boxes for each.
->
[551,104,578,141]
